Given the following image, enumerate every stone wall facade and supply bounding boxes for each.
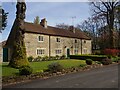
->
[24,33,92,58]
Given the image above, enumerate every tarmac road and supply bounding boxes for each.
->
[3,64,119,88]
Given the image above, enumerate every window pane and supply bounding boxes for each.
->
[38,36,44,41]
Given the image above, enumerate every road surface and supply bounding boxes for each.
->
[3,64,119,88]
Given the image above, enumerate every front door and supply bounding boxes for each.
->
[67,48,70,58]
[3,48,8,62]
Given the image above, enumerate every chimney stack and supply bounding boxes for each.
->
[40,18,47,28]
[69,26,75,33]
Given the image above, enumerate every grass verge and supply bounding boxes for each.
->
[2,59,86,76]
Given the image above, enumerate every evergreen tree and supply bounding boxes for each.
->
[0,6,8,32]
[9,0,29,68]
[34,16,40,24]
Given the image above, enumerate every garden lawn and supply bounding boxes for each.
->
[2,59,86,77]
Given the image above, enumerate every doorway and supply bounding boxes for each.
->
[3,48,8,62]
[67,48,70,58]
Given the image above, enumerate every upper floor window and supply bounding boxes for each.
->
[75,39,77,43]
[84,40,86,43]
[38,36,44,42]
[56,38,60,42]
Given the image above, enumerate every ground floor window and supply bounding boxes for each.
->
[74,48,78,54]
[36,49,45,55]
[83,48,87,54]
[55,49,62,54]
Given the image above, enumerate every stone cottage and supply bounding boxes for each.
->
[4,1,92,62]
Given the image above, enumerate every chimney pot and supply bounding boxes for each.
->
[69,26,75,33]
[40,18,47,28]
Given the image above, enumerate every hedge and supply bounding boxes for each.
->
[70,55,107,61]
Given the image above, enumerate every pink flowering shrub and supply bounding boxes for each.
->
[103,49,120,56]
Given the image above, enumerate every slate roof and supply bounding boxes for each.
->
[24,22,91,40]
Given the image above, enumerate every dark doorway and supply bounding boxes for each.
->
[67,48,70,58]
[3,48,8,62]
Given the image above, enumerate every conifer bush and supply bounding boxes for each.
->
[86,59,93,65]
[47,62,63,73]
[19,66,33,75]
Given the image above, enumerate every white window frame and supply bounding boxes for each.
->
[56,38,60,42]
[36,48,45,55]
[55,48,62,55]
[74,48,78,55]
[83,48,87,54]
[38,35,44,42]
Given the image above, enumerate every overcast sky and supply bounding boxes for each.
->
[1,2,91,42]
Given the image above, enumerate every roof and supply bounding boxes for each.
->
[24,22,91,40]
[0,40,6,47]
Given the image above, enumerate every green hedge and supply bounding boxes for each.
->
[70,55,107,61]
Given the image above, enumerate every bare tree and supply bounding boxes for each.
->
[90,1,119,49]
[56,23,70,30]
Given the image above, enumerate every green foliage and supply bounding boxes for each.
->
[111,57,120,63]
[42,56,49,61]
[47,62,63,73]
[9,27,29,68]
[19,66,33,75]
[70,55,107,61]
[95,61,102,64]
[34,56,42,62]
[55,55,60,60]
[49,56,56,60]
[3,60,86,76]
[60,55,66,59]
[32,55,66,62]
[28,56,34,62]
[34,16,40,24]
[86,59,93,65]
[79,64,86,67]
[0,8,8,32]
[101,58,112,65]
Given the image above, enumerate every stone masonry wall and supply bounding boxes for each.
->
[24,33,92,58]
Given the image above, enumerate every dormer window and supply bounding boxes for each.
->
[56,38,60,42]
[38,36,44,42]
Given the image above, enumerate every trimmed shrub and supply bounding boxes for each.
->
[34,56,42,61]
[70,55,107,61]
[86,59,93,65]
[28,56,34,62]
[49,56,56,60]
[101,58,112,65]
[19,66,33,75]
[47,62,63,73]
[95,61,102,64]
[60,55,66,59]
[55,55,60,60]
[42,56,49,61]
[111,57,120,63]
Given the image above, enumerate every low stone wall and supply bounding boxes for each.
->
[2,63,105,86]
